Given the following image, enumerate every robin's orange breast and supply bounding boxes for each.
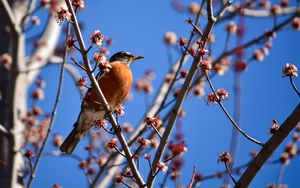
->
[87,62,133,110]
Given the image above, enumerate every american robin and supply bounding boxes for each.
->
[60,51,143,154]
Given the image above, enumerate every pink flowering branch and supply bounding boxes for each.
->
[222,0,300,17]
[204,72,263,146]
[235,103,300,187]
[191,13,299,93]
[214,14,299,64]
[64,0,145,187]
[146,1,232,187]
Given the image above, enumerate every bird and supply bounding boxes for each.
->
[60,51,144,154]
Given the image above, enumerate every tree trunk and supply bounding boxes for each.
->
[0,1,26,187]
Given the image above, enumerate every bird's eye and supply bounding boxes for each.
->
[121,52,132,58]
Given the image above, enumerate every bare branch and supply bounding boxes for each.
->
[235,103,300,187]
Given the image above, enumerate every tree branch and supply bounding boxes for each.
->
[0,0,21,33]
[146,1,218,187]
[235,103,300,187]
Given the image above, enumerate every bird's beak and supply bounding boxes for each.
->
[132,55,144,61]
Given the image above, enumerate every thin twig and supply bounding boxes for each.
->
[27,157,33,178]
[102,126,115,134]
[187,165,197,188]
[225,162,237,185]
[26,23,70,188]
[204,72,263,146]
[132,145,142,159]
[188,20,204,37]
[164,154,177,163]
[224,32,231,51]
[86,44,93,54]
[147,158,154,175]
[289,76,300,97]
[121,179,134,188]
[276,164,285,186]
[161,98,176,110]
[114,147,126,158]
[216,0,232,19]
[73,44,82,52]
[91,62,98,73]
[70,56,86,71]
[150,124,162,139]
[160,171,170,188]
[82,169,93,186]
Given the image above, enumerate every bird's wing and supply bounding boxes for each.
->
[73,70,107,128]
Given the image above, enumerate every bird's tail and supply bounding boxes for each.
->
[60,125,83,155]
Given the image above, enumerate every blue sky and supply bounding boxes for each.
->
[29,0,300,187]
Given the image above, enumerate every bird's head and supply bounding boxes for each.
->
[109,51,144,65]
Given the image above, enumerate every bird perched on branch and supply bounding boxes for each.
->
[60,51,144,154]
